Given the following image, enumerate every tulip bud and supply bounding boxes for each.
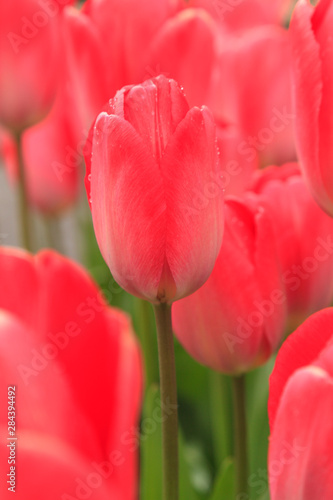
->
[290,0,333,216]
[0,0,63,131]
[84,75,224,304]
[250,163,333,331]
[172,196,287,374]
[268,307,333,500]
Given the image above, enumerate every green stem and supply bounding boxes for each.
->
[232,374,248,496]
[153,303,179,500]
[136,299,159,389]
[210,371,233,466]
[14,132,32,251]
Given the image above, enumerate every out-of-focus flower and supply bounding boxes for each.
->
[84,0,183,93]
[0,247,142,500]
[290,0,333,217]
[84,75,224,304]
[172,196,286,374]
[0,0,66,131]
[186,0,296,32]
[145,8,218,107]
[250,163,333,331]
[2,94,81,215]
[268,307,333,500]
[208,25,296,166]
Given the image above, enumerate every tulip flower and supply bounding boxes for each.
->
[208,25,296,166]
[84,0,182,92]
[84,75,224,304]
[268,307,333,500]
[186,0,296,31]
[2,94,81,215]
[0,247,142,500]
[290,0,333,217]
[250,163,333,330]
[172,196,287,374]
[146,8,218,108]
[0,0,65,132]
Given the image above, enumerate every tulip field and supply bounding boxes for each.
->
[1,0,333,499]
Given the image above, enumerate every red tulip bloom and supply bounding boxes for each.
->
[268,308,333,500]
[0,0,67,131]
[84,75,224,304]
[172,196,286,374]
[250,163,333,330]
[290,0,333,217]
[2,94,81,215]
[0,248,142,500]
[208,25,296,166]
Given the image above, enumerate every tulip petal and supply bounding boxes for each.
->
[269,307,333,430]
[269,366,333,500]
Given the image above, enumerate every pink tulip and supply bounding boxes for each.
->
[84,0,182,93]
[2,94,80,215]
[268,307,333,500]
[0,0,68,131]
[290,0,333,217]
[186,0,296,32]
[208,25,296,166]
[146,8,218,107]
[84,75,224,304]
[172,196,286,374]
[250,163,333,330]
[0,247,142,500]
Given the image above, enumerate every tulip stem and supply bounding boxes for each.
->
[136,299,159,389]
[14,131,33,252]
[153,303,178,500]
[232,374,248,496]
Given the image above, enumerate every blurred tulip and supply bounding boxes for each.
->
[0,0,67,132]
[61,7,110,142]
[84,75,224,304]
[0,247,142,500]
[250,163,333,330]
[146,8,218,107]
[290,0,333,217]
[84,0,182,92]
[216,120,258,197]
[172,196,286,374]
[186,0,296,31]
[2,94,81,215]
[208,25,296,166]
[268,307,333,500]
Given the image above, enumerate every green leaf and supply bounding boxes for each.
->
[140,384,201,500]
[209,458,235,500]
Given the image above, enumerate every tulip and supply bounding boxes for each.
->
[0,247,142,500]
[84,0,182,92]
[250,163,333,330]
[172,196,287,374]
[84,75,224,304]
[268,307,333,500]
[146,8,218,107]
[290,0,333,217]
[186,0,296,32]
[0,0,66,132]
[2,94,81,215]
[208,25,296,166]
